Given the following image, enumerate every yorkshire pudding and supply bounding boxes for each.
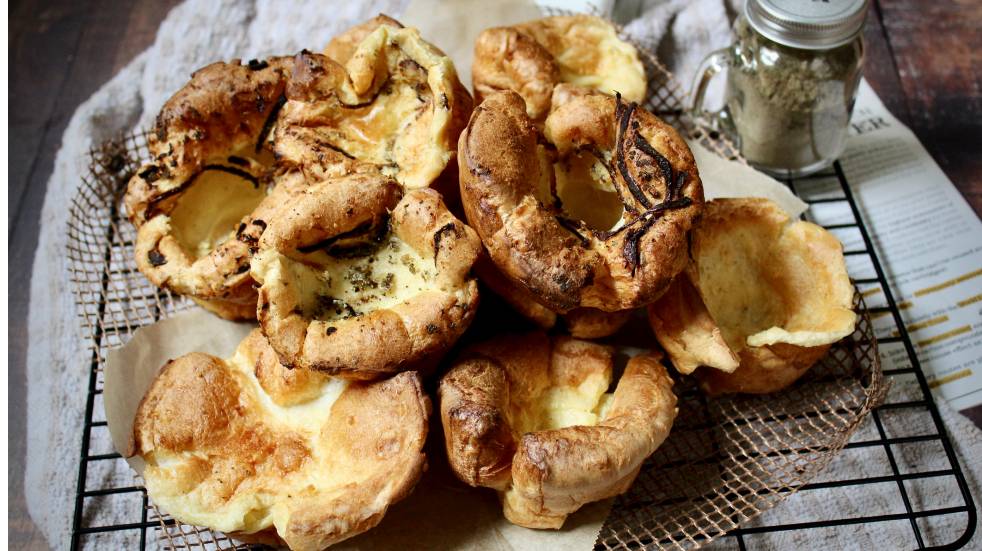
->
[459,90,703,313]
[648,198,857,394]
[274,17,472,189]
[251,172,481,378]
[472,15,645,121]
[131,329,429,550]
[124,58,292,318]
[475,256,630,338]
[439,333,677,529]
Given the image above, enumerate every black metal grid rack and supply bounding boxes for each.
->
[56,1,977,543]
[66,133,976,549]
[58,6,973,549]
[700,162,978,549]
[66,133,262,551]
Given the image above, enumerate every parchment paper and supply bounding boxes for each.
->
[102,2,807,547]
[104,310,255,475]
[690,141,807,218]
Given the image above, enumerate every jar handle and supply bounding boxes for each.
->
[688,48,732,128]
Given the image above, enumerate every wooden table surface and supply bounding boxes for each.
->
[8,1,982,548]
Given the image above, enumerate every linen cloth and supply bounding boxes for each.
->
[25,0,980,548]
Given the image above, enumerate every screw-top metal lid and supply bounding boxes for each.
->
[745,0,869,50]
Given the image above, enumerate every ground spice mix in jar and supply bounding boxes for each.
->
[690,0,868,177]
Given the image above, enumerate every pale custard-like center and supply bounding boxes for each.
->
[556,30,645,103]
[540,386,615,431]
[554,151,624,231]
[144,346,350,534]
[514,368,614,434]
[697,224,787,352]
[170,169,265,258]
[342,84,427,163]
[228,345,348,432]
[170,154,270,259]
[292,236,436,322]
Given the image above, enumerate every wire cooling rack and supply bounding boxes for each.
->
[593,162,978,549]
[65,21,975,551]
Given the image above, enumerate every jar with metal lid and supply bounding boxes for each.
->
[690,0,868,177]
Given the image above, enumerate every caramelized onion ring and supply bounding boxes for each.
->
[459,90,703,312]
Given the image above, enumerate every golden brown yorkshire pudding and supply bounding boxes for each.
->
[475,256,630,338]
[274,17,472,189]
[131,329,429,551]
[124,58,293,318]
[459,90,703,313]
[473,15,645,121]
[439,333,677,529]
[648,198,857,395]
[251,172,482,379]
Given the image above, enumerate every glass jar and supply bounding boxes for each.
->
[690,0,868,177]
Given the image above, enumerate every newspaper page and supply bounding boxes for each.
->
[795,80,982,411]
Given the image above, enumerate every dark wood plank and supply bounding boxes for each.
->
[8,1,91,231]
[9,3,94,547]
[862,3,982,425]
[862,0,911,124]
[876,0,982,216]
[8,1,181,548]
[962,405,982,429]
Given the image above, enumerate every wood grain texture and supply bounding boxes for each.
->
[872,0,982,216]
[7,1,982,548]
[8,1,182,548]
[861,1,908,120]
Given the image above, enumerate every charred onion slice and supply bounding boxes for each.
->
[459,90,703,312]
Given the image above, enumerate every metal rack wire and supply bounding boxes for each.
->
[64,28,974,551]
[729,163,977,548]
[66,138,976,550]
[591,166,977,550]
[673,163,977,549]
[67,133,267,550]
